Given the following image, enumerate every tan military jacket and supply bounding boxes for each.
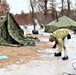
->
[51,29,70,51]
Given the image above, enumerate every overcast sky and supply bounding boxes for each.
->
[7,0,76,14]
[7,0,29,14]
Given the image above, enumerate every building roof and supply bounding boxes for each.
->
[47,16,76,27]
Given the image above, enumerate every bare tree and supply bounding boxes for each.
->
[67,0,70,11]
[61,0,64,15]
[35,0,56,21]
[36,0,48,17]
[49,0,56,20]
[67,0,71,16]
[30,0,36,30]
[44,0,48,16]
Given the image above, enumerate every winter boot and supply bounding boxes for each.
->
[62,56,69,60]
[54,52,61,57]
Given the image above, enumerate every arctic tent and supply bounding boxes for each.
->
[45,16,76,33]
[0,12,39,46]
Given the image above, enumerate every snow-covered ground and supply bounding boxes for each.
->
[0,34,76,75]
[20,24,45,35]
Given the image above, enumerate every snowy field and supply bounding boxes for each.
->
[0,34,76,75]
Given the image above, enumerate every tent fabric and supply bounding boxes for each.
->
[47,16,76,26]
[0,12,40,46]
[45,16,76,33]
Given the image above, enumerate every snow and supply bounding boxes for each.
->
[0,34,76,75]
[20,19,45,35]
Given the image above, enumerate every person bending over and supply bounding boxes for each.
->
[49,28,72,60]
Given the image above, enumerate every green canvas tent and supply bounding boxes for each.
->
[45,16,76,33]
[0,12,39,46]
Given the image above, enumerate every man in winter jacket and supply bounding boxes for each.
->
[49,28,72,60]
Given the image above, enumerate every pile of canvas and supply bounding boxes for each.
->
[0,12,40,46]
